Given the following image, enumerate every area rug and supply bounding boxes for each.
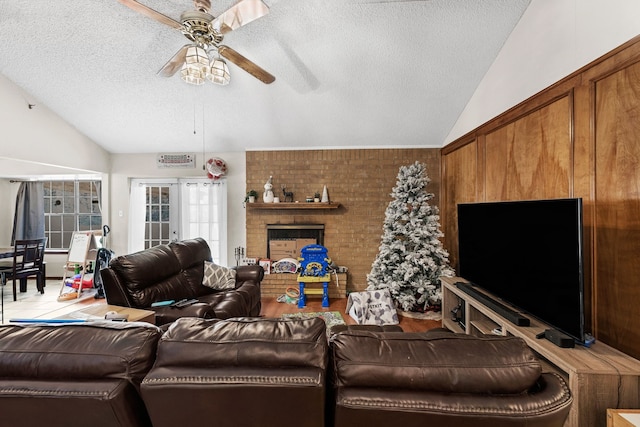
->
[397,309,442,321]
[281,311,346,337]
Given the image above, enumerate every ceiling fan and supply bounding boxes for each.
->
[117,0,275,85]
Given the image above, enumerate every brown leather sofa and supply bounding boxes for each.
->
[0,322,162,427]
[329,328,572,427]
[141,317,329,427]
[101,238,263,325]
[0,320,572,427]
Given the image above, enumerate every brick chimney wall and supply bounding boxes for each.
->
[245,148,441,294]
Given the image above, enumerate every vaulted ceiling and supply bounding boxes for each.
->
[0,0,530,154]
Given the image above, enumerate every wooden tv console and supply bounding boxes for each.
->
[441,276,640,427]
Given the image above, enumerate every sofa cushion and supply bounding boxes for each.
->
[152,317,328,369]
[331,331,541,394]
[202,261,236,290]
[107,244,192,307]
[0,322,162,386]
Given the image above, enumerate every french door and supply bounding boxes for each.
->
[129,178,227,264]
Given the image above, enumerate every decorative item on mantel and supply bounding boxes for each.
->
[244,190,258,206]
[282,185,294,202]
[321,185,329,203]
[314,192,321,202]
[263,176,275,203]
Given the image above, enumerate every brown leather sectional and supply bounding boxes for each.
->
[0,318,572,427]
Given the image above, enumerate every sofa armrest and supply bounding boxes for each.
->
[233,264,264,283]
[101,268,136,307]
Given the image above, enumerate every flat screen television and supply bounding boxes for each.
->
[457,198,587,343]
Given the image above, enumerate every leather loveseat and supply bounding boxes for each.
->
[329,328,572,427]
[101,238,263,325]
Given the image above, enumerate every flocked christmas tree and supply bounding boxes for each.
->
[367,161,454,312]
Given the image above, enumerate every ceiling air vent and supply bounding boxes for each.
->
[156,153,196,169]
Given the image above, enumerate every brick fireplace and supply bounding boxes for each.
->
[245,148,442,297]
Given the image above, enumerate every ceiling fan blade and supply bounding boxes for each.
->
[117,0,183,30]
[157,45,191,77]
[212,0,270,35]
[218,45,275,84]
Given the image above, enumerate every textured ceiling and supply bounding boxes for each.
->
[0,0,530,154]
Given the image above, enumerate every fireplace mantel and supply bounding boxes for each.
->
[246,202,341,210]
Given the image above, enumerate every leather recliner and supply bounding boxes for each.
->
[101,238,263,325]
[329,328,572,427]
[141,317,329,427]
[0,322,162,427]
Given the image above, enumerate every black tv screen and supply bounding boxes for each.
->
[457,198,586,343]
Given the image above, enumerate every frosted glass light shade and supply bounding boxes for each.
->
[208,57,230,85]
[181,45,209,85]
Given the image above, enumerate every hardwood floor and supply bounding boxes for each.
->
[1,282,442,332]
[260,296,442,332]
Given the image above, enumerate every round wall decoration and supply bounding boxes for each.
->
[206,157,227,180]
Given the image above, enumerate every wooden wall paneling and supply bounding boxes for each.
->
[572,81,595,335]
[592,59,640,358]
[442,35,640,360]
[484,96,572,202]
[441,140,478,273]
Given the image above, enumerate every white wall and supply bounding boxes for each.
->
[0,74,112,277]
[108,152,246,266]
[446,0,640,143]
[0,74,110,175]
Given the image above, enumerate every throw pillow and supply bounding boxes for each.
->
[202,261,236,291]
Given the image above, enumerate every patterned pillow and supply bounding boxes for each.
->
[202,261,237,290]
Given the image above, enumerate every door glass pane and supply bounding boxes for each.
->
[144,185,174,249]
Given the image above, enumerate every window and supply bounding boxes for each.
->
[143,183,177,248]
[43,180,102,250]
[180,180,227,263]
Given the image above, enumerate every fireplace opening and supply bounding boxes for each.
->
[267,224,324,260]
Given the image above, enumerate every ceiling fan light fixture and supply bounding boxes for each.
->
[181,45,209,85]
[181,63,206,85]
[208,57,230,85]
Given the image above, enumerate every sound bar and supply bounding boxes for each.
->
[544,329,575,348]
[455,282,530,327]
